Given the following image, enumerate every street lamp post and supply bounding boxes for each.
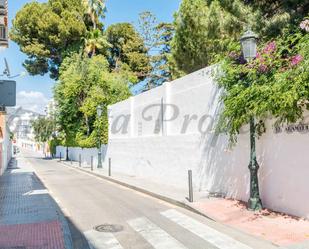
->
[240,29,263,211]
[97,105,103,169]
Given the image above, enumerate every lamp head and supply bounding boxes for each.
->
[240,29,258,62]
[96,105,103,117]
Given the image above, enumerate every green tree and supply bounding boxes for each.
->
[171,0,254,75]
[137,12,174,89]
[150,22,174,86]
[84,29,111,57]
[83,0,106,30]
[54,53,132,148]
[31,117,55,143]
[106,23,151,81]
[10,0,89,79]
[171,0,309,77]
[245,0,309,38]
[138,11,158,51]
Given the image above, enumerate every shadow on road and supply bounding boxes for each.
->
[66,217,91,249]
[0,156,91,249]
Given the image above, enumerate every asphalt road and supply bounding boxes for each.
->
[22,149,278,249]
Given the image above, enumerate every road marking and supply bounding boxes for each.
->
[127,217,188,249]
[84,230,124,249]
[161,209,253,249]
[23,189,49,196]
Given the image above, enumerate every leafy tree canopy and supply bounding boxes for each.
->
[10,0,89,79]
[244,0,309,38]
[31,117,55,143]
[171,0,255,75]
[137,11,175,89]
[54,53,132,147]
[82,0,107,30]
[171,0,309,76]
[150,22,174,85]
[106,23,151,81]
[84,29,111,57]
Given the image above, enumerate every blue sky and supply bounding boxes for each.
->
[2,0,180,113]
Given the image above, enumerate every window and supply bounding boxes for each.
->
[0,25,6,40]
[0,0,6,9]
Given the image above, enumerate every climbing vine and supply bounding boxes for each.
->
[217,18,309,144]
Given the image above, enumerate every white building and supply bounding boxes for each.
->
[7,107,43,149]
[45,99,56,119]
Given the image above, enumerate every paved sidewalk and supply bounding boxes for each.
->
[0,155,73,249]
[191,199,309,248]
[61,159,309,248]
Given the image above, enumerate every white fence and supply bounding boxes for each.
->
[56,145,107,166]
[104,65,309,219]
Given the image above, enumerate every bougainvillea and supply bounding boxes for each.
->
[217,18,309,144]
[300,19,309,32]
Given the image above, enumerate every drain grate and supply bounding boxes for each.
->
[94,224,124,233]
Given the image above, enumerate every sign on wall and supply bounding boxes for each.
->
[0,80,16,106]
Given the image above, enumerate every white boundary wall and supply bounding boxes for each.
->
[56,145,107,166]
[105,66,309,219]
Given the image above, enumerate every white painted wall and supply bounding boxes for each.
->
[0,118,12,175]
[56,145,107,166]
[105,65,309,219]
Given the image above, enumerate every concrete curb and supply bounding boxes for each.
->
[59,160,214,221]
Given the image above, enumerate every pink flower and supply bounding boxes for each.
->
[290,54,303,66]
[258,64,268,73]
[228,51,238,60]
[300,19,309,32]
[263,41,276,54]
[256,52,265,62]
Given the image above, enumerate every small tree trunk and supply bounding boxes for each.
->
[85,115,90,136]
[66,146,69,161]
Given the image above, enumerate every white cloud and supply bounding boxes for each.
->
[16,91,49,114]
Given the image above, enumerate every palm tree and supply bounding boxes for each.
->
[84,29,111,57]
[83,0,107,30]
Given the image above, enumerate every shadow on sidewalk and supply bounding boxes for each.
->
[0,156,91,249]
[66,217,91,249]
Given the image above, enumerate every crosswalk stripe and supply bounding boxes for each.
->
[84,230,124,249]
[127,217,188,249]
[161,209,253,249]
